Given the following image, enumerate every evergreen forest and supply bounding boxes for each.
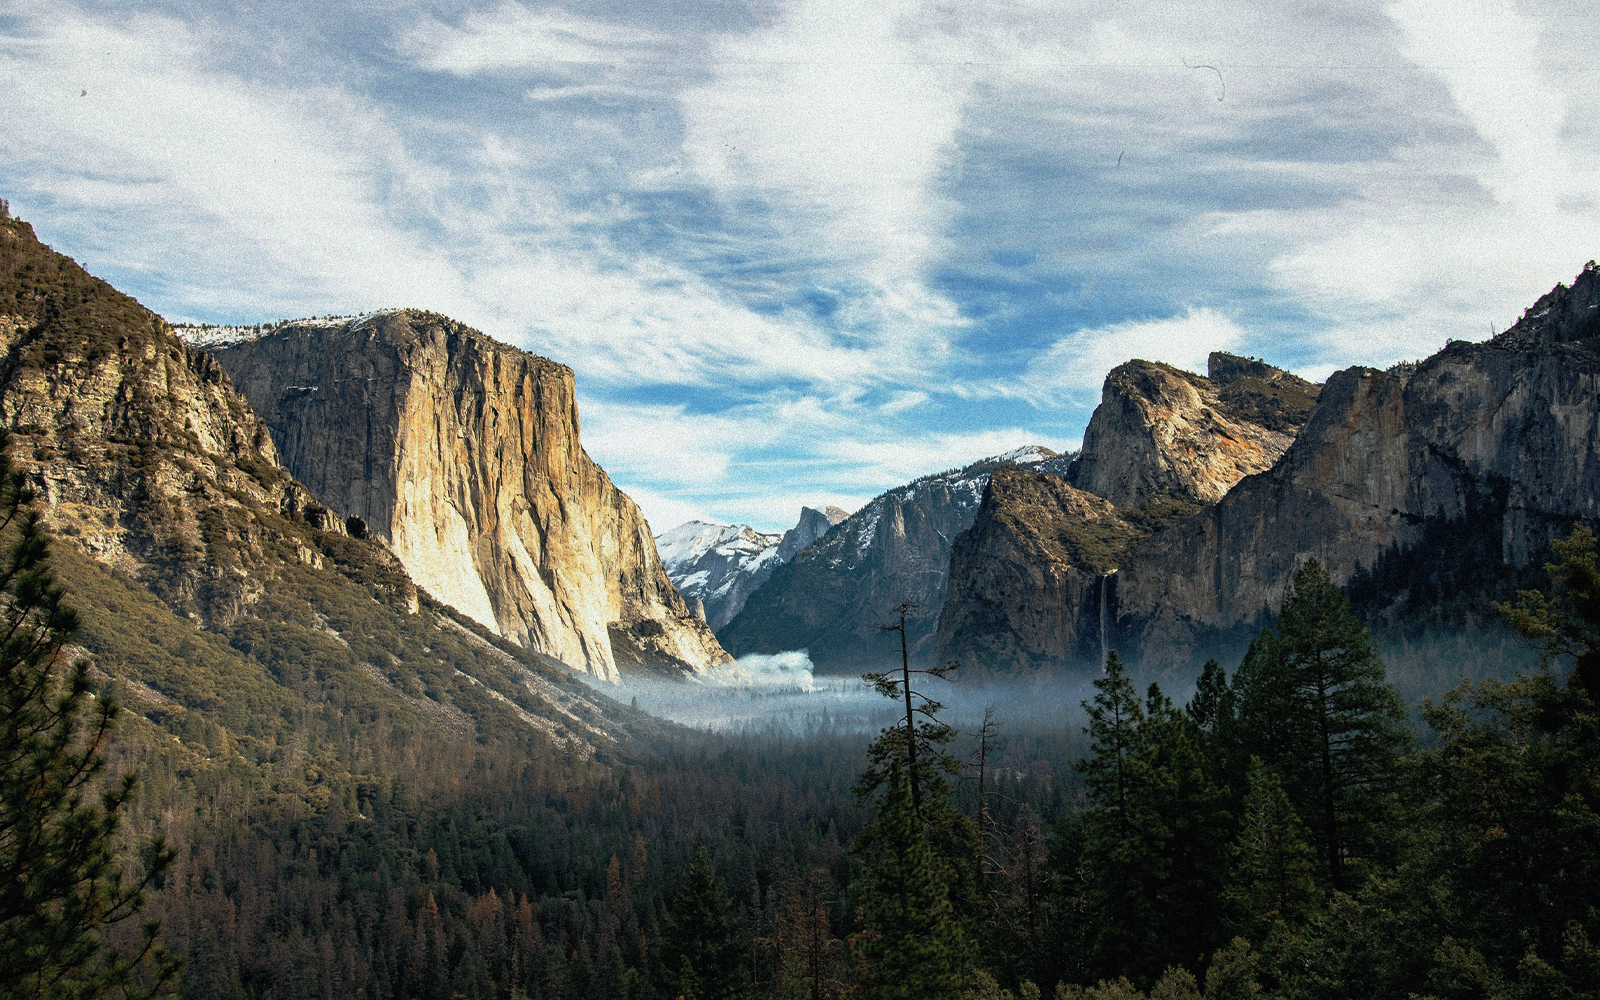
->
[6,408,1599,1000]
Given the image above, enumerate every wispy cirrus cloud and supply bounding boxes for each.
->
[4,0,1597,534]
[398,4,672,75]
[964,308,1248,408]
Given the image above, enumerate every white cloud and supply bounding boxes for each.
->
[880,390,929,415]
[0,11,463,316]
[995,308,1246,407]
[0,3,908,398]
[1389,0,1570,215]
[621,484,719,537]
[398,4,669,76]
[829,427,1066,485]
[678,0,972,344]
[8,0,1599,534]
[1204,0,1600,370]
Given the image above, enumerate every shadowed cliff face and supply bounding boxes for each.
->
[718,449,1059,673]
[212,312,729,682]
[0,215,347,622]
[1114,264,1600,669]
[934,468,1135,673]
[1068,355,1317,508]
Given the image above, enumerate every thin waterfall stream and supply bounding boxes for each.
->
[1099,570,1116,669]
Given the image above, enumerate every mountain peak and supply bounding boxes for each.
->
[1070,359,1310,508]
[1494,262,1600,351]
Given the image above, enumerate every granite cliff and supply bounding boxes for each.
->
[208,312,729,682]
[934,468,1135,673]
[936,354,1319,672]
[1113,265,1600,667]
[656,505,849,630]
[718,448,1061,672]
[0,209,661,759]
[939,267,1600,673]
[1067,354,1318,507]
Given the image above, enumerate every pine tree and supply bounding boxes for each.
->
[660,841,747,1000]
[851,773,974,1000]
[1226,759,1318,932]
[1073,654,1232,980]
[1074,653,1156,979]
[1138,686,1232,971]
[858,602,960,817]
[0,429,180,1000]
[1497,524,1600,694]
[1404,526,1600,987]
[1233,560,1409,890]
[850,608,979,999]
[1185,658,1241,794]
[770,868,845,1000]
[1077,653,1144,851]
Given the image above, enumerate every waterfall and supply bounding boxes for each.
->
[1098,570,1116,670]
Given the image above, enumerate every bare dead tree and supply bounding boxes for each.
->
[865,601,957,817]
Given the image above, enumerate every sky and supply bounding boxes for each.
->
[2,0,1597,533]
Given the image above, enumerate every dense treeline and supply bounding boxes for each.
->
[16,492,1600,998]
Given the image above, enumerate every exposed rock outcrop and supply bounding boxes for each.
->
[1113,267,1600,667]
[935,356,1321,673]
[209,312,729,682]
[940,265,1598,673]
[934,468,1135,673]
[0,214,346,622]
[718,447,1058,672]
[657,505,848,631]
[0,212,660,757]
[1067,355,1317,508]
[777,505,851,562]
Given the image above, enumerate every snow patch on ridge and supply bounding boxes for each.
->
[173,309,408,349]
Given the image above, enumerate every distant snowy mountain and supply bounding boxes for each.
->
[717,446,1068,672]
[657,506,849,630]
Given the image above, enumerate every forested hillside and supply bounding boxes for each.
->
[4,207,1597,1000]
[19,476,1600,1000]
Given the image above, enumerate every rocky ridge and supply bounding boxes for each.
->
[206,312,729,683]
[717,447,1061,672]
[656,504,849,630]
[937,267,1600,673]
[1067,354,1318,507]
[0,215,333,619]
[0,211,660,761]
[936,354,1319,672]
[1112,266,1600,668]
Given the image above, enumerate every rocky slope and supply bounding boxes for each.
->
[0,209,663,761]
[1113,267,1600,667]
[0,214,331,616]
[1067,353,1318,507]
[206,312,729,682]
[939,266,1600,673]
[934,468,1135,673]
[935,355,1320,673]
[656,505,848,630]
[717,447,1059,672]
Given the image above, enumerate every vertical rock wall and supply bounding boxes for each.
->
[1067,357,1311,507]
[1115,268,1600,668]
[214,311,729,681]
[934,468,1133,672]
